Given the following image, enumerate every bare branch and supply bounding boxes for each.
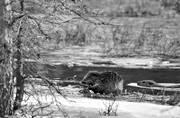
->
[27,15,51,40]
[9,14,25,26]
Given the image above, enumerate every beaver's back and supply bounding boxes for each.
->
[99,71,123,94]
[100,71,123,83]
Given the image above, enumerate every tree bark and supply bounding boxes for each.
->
[0,0,15,116]
[13,24,24,111]
[13,0,25,111]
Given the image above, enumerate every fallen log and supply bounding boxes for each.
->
[137,80,180,88]
[126,83,180,95]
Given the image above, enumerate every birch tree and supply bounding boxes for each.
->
[0,0,15,116]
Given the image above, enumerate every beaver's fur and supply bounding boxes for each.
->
[81,71,124,95]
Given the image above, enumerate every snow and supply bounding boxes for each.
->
[20,84,180,117]
[128,83,180,92]
[41,46,180,69]
[22,93,180,118]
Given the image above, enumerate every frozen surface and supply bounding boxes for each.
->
[40,46,180,69]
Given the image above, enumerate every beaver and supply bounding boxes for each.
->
[137,80,180,88]
[81,71,124,95]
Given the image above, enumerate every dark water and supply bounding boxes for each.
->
[25,62,180,85]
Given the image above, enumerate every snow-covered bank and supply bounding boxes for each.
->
[64,97,180,118]
[40,46,180,69]
[22,92,180,118]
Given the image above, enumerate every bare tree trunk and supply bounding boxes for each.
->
[0,0,15,116]
[13,25,24,111]
[13,0,25,111]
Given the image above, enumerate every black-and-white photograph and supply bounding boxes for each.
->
[0,0,180,117]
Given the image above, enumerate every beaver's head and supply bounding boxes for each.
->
[81,71,101,86]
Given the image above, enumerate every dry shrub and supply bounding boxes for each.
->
[64,24,86,46]
[167,93,180,106]
[99,99,118,116]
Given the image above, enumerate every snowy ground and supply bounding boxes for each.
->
[17,84,180,118]
[22,93,180,118]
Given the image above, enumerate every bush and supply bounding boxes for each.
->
[161,0,177,9]
[167,93,180,105]
[64,24,86,46]
[161,0,180,14]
